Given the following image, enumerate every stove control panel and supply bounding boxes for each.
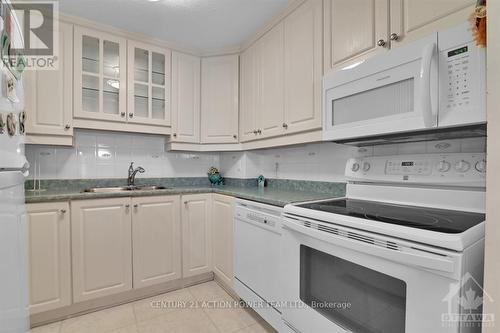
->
[345,153,486,187]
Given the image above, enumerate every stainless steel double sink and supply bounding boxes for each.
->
[83,185,170,193]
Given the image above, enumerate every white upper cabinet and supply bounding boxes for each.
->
[201,55,239,144]
[132,196,181,289]
[256,22,285,139]
[324,0,389,72]
[27,202,71,314]
[74,26,127,122]
[239,45,258,142]
[71,198,132,302]
[181,194,212,278]
[390,0,476,47]
[171,52,201,143]
[127,41,171,127]
[25,21,73,145]
[283,0,323,134]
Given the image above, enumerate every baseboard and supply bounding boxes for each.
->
[30,272,214,328]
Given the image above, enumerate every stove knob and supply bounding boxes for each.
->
[362,162,371,172]
[475,159,486,173]
[351,162,360,172]
[437,161,451,173]
[455,160,471,173]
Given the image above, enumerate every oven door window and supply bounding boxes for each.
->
[300,245,407,333]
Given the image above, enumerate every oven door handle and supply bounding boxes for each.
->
[282,219,456,274]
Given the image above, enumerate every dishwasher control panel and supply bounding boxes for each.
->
[235,199,283,231]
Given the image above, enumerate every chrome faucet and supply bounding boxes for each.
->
[128,162,145,186]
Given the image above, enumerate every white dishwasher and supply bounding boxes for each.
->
[234,199,283,331]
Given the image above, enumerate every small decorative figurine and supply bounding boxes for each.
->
[257,175,266,188]
[471,0,486,47]
[208,166,224,185]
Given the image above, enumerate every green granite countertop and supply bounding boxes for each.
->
[25,178,345,207]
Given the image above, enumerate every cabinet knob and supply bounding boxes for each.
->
[125,204,130,208]
[233,134,237,139]
[184,201,188,206]
[173,133,177,138]
[253,130,258,135]
[129,113,134,118]
[282,123,288,129]
[377,39,386,47]
[121,112,126,117]
[60,209,66,214]
[133,204,138,208]
[257,129,262,135]
[390,33,399,41]
[64,124,71,130]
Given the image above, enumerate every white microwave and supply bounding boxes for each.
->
[323,23,486,142]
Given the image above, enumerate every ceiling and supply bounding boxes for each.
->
[59,0,291,52]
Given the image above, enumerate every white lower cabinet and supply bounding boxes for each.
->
[181,194,212,277]
[27,202,71,314]
[71,198,133,303]
[132,196,182,288]
[211,194,235,287]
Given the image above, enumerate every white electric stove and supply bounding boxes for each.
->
[281,153,486,333]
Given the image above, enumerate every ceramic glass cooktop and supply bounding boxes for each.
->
[296,199,485,234]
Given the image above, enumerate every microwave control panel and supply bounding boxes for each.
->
[444,45,472,110]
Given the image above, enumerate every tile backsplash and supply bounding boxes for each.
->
[26,129,486,182]
[26,130,220,179]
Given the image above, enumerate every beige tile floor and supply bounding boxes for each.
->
[30,281,277,333]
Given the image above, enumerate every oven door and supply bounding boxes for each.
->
[323,33,438,142]
[280,216,464,333]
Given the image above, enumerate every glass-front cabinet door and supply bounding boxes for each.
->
[127,41,171,127]
[74,26,127,122]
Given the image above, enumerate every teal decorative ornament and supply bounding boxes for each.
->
[207,167,224,185]
[257,175,266,188]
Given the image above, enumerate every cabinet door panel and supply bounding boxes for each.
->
[74,26,127,122]
[201,55,239,143]
[71,198,132,302]
[284,0,323,134]
[127,41,171,127]
[181,194,212,277]
[239,46,258,142]
[171,52,201,143]
[390,0,475,46]
[211,194,234,287]
[132,196,181,288]
[27,202,71,314]
[325,0,389,71]
[25,21,73,139]
[257,23,285,139]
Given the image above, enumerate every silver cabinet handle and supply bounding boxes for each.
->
[233,134,237,139]
[377,39,386,47]
[282,123,288,129]
[173,133,177,138]
[390,33,399,41]
[129,113,134,118]
[257,129,262,135]
[60,209,66,214]
[184,201,188,205]
[133,204,138,208]
[65,124,71,130]
[121,112,126,117]
[125,204,130,208]
[253,130,258,135]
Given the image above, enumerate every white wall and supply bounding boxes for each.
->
[220,138,486,182]
[25,130,220,179]
[484,0,500,328]
[26,129,486,181]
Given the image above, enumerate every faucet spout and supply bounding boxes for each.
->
[127,162,146,186]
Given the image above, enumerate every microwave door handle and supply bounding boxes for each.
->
[420,42,436,128]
